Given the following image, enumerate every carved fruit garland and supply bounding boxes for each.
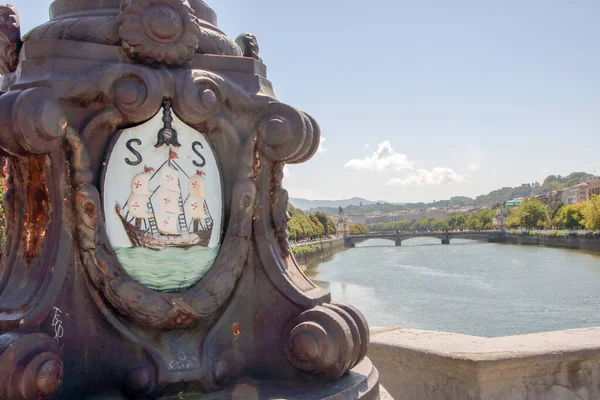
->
[118,0,201,66]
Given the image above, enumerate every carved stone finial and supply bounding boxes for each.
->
[236,32,262,62]
[118,0,201,66]
[0,4,21,75]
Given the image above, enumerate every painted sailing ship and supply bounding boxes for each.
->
[116,150,214,250]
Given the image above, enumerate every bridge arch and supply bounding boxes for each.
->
[344,231,498,248]
[344,232,451,247]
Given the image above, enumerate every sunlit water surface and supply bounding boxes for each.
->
[304,238,600,337]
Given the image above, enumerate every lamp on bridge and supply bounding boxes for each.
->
[0,1,378,399]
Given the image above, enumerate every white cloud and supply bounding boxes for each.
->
[387,167,466,186]
[468,164,480,172]
[317,137,328,155]
[345,141,413,171]
[363,143,371,149]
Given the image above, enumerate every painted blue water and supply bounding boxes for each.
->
[304,238,600,337]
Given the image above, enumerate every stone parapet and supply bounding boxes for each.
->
[369,327,600,400]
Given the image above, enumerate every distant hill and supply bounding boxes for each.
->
[289,197,379,211]
[475,172,594,207]
[290,196,474,215]
[289,171,595,216]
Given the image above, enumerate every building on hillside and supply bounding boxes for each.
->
[365,208,448,225]
[535,190,562,208]
[347,213,368,225]
[505,198,523,208]
[449,206,477,214]
[587,177,600,199]
[562,182,589,204]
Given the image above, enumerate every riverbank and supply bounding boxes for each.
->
[291,238,346,267]
[502,231,600,252]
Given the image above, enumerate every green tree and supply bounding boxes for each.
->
[582,196,600,230]
[314,211,336,237]
[463,209,494,231]
[349,223,369,235]
[309,214,324,239]
[447,213,468,231]
[513,198,549,229]
[553,204,585,230]
[506,208,520,229]
[286,204,338,241]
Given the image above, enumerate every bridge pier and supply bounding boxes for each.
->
[441,238,450,245]
[395,239,402,247]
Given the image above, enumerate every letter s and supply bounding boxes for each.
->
[125,139,143,166]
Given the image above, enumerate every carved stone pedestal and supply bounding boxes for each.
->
[0,1,378,399]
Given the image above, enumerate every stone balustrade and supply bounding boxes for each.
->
[369,327,600,400]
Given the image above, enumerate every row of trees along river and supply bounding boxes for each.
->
[370,196,600,232]
[287,195,600,241]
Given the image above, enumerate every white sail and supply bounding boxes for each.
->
[184,195,206,220]
[131,172,152,196]
[188,174,205,197]
[155,212,180,235]
[127,194,152,219]
[159,165,181,193]
[155,187,181,215]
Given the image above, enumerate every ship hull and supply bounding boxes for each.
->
[118,214,212,250]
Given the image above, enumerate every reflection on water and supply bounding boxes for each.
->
[304,237,600,337]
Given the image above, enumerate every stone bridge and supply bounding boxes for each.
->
[345,230,504,247]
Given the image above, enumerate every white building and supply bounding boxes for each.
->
[561,182,589,204]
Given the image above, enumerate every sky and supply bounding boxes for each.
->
[16,0,600,202]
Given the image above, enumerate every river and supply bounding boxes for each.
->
[303,238,600,338]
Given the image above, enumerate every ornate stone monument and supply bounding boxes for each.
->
[0,1,379,398]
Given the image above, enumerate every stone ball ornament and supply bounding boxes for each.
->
[118,0,201,66]
[0,0,380,398]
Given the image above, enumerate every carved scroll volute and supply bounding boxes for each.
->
[284,303,370,381]
[252,102,329,308]
[71,65,164,174]
[0,89,67,156]
[172,71,224,126]
[257,102,313,164]
[111,72,164,123]
[0,332,64,400]
[63,63,163,125]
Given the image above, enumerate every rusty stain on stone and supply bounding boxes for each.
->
[22,156,50,263]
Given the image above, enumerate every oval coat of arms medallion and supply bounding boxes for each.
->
[102,102,222,291]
